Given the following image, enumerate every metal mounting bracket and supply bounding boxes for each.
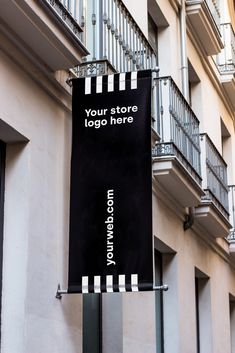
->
[56,283,168,299]
[66,67,160,87]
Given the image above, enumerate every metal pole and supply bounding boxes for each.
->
[56,283,168,299]
[180,1,189,101]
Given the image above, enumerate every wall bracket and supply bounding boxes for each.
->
[55,283,168,299]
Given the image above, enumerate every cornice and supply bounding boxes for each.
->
[0,20,72,113]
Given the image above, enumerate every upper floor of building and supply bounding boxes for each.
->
[1,0,235,253]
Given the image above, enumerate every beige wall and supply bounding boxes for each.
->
[1,0,235,353]
[153,189,235,353]
[122,0,148,37]
[122,0,235,351]
[0,48,82,353]
[157,0,182,85]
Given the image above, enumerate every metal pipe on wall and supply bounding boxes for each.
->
[180,0,189,101]
[180,1,195,230]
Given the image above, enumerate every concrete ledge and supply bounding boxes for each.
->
[195,200,231,237]
[0,0,89,71]
[186,0,223,55]
[0,120,29,144]
[153,155,204,207]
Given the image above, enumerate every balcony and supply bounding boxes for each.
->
[217,23,235,110]
[152,77,204,207]
[227,186,235,255]
[0,0,88,71]
[195,134,231,237]
[217,23,235,73]
[69,0,159,141]
[72,0,157,76]
[186,0,223,55]
[44,0,84,38]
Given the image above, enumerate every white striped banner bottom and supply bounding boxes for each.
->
[81,274,139,293]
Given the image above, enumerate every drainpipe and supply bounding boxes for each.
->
[180,0,189,100]
[180,0,195,230]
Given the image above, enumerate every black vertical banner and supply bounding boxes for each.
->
[68,70,153,293]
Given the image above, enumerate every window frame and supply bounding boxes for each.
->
[0,141,6,342]
[155,250,164,353]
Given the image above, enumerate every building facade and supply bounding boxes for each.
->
[0,0,235,353]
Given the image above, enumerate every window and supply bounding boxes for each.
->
[0,140,6,342]
[220,119,232,215]
[195,277,200,353]
[229,295,235,353]
[155,250,164,353]
[221,118,231,158]
[188,60,201,108]
[148,15,158,55]
[195,269,212,353]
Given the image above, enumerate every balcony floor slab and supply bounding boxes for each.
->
[0,0,88,72]
[221,73,235,111]
[186,1,223,55]
[194,200,231,237]
[152,156,204,208]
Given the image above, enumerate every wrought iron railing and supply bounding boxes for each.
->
[152,77,201,185]
[73,0,157,76]
[66,0,158,128]
[217,23,235,73]
[43,0,84,39]
[227,185,235,241]
[200,134,229,218]
[58,0,83,21]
